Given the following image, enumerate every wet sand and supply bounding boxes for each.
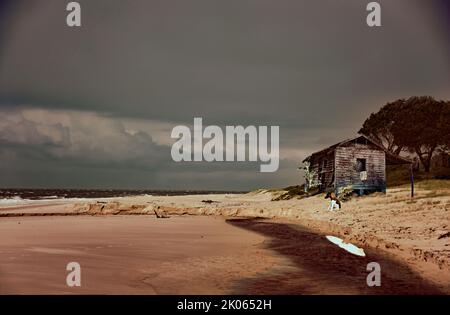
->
[0,215,278,294]
[229,218,444,294]
[0,215,444,294]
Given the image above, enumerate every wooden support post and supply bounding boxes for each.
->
[410,163,414,198]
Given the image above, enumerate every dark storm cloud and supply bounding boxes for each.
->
[0,0,449,189]
[0,107,297,189]
[1,0,449,123]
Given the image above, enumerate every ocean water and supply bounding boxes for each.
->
[0,188,246,205]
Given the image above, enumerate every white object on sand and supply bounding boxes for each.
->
[325,235,366,257]
[328,200,340,211]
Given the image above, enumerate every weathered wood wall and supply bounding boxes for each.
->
[335,143,386,193]
[310,151,335,192]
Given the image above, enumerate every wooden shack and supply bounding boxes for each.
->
[303,135,411,195]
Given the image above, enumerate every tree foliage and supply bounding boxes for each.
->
[359,99,405,155]
[303,161,321,191]
[359,96,450,172]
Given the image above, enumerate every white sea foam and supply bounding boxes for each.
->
[0,196,91,206]
[0,194,145,207]
[0,196,31,205]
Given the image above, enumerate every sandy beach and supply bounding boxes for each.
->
[0,214,444,294]
[1,0,449,299]
[0,215,275,294]
[1,182,449,295]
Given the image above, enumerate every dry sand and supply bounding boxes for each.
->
[0,182,449,294]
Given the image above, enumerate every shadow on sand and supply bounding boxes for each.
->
[227,218,443,295]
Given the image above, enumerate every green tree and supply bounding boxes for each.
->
[302,161,321,192]
[359,99,405,155]
[440,101,450,154]
[393,97,449,172]
[360,96,450,172]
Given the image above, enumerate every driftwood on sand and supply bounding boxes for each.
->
[154,206,170,218]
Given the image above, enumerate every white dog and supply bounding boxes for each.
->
[325,192,341,211]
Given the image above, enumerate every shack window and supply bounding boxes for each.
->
[356,158,367,172]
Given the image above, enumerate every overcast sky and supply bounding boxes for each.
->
[0,0,449,190]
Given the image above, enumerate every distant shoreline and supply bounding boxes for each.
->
[0,188,249,200]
